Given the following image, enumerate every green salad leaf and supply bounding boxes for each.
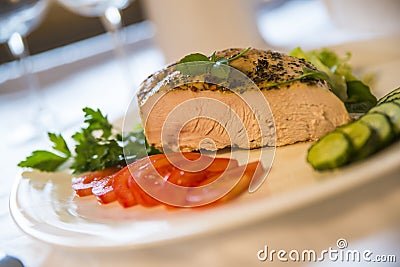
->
[290,47,377,113]
[18,107,161,173]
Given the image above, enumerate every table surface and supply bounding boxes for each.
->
[1,15,400,267]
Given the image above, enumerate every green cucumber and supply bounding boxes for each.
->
[377,86,400,104]
[307,86,400,171]
[393,99,400,105]
[369,102,400,136]
[359,113,394,147]
[307,132,352,170]
[337,121,379,161]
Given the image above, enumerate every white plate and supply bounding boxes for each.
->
[9,36,400,250]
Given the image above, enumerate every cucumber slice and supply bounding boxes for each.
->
[392,99,400,106]
[307,132,352,170]
[337,121,379,160]
[359,113,394,147]
[377,87,400,104]
[369,102,400,136]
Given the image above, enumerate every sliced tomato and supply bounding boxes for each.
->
[72,167,120,197]
[92,175,117,204]
[204,158,239,174]
[127,175,160,207]
[112,167,137,208]
[166,168,207,187]
[214,161,264,203]
[73,153,265,210]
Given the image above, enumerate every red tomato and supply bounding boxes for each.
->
[212,161,264,204]
[72,167,120,197]
[92,175,117,204]
[127,175,160,207]
[166,169,207,187]
[112,167,137,208]
[72,152,264,210]
[204,158,239,174]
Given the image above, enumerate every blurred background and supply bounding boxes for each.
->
[0,0,145,64]
[1,0,399,64]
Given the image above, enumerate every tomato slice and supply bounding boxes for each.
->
[214,161,264,203]
[112,167,137,208]
[127,175,160,207]
[72,153,265,210]
[92,175,117,204]
[72,167,120,197]
[204,158,239,174]
[166,168,207,187]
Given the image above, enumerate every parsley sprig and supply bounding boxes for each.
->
[176,47,251,79]
[18,108,160,173]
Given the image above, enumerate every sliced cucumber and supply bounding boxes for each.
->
[391,99,400,106]
[307,86,400,171]
[377,86,400,104]
[337,121,379,161]
[359,113,394,147]
[369,102,400,136]
[307,132,352,170]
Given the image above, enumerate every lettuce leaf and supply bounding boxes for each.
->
[290,47,377,113]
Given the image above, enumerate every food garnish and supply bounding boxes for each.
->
[18,107,161,173]
[72,152,263,208]
[176,47,251,79]
[307,87,400,170]
[290,47,377,113]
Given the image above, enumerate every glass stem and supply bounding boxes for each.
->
[7,32,46,141]
[100,7,132,92]
[8,32,41,112]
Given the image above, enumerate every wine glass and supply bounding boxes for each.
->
[56,0,133,81]
[0,0,50,143]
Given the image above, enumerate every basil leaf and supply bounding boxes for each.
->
[179,53,210,63]
[176,61,211,76]
[211,63,231,79]
[216,57,229,65]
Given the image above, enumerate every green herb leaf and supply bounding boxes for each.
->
[345,80,377,113]
[70,132,124,173]
[48,132,71,157]
[82,107,113,138]
[227,47,251,62]
[175,61,211,77]
[265,67,326,88]
[176,48,251,79]
[19,106,163,173]
[18,150,69,172]
[290,47,377,112]
[122,130,162,162]
[179,53,210,63]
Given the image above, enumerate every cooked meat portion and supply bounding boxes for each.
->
[138,48,350,151]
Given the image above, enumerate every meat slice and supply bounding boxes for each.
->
[137,48,350,151]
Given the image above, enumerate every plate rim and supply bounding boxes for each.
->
[9,140,400,250]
